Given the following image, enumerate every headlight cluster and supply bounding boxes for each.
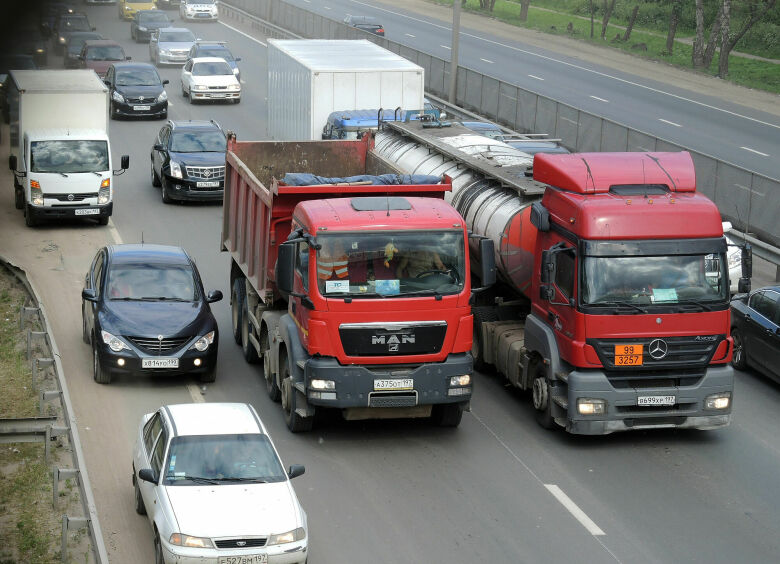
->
[112,91,125,103]
[30,180,44,206]
[169,533,213,548]
[190,331,215,352]
[228,84,240,91]
[101,330,129,352]
[267,527,306,546]
[169,160,183,179]
[98,178,110,204]
[157,90,168,103]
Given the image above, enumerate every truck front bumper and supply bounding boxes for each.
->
[563,364,733,435]
[303,353,473,408]
[28,202,112,222]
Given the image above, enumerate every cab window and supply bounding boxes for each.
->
[143,412,162,454]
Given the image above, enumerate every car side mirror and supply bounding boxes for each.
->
[288,464,305,479]
[737,278,751,294]
[126,56,132,60]
[121,155,130,170]
[162,79,169,85]
[153,144,164,151]
[103,79,110,86]
[206,290,223,303]
[82,288,97,301]
[138,468,157,484]
[8,155,17,171]
[234,57,241,62]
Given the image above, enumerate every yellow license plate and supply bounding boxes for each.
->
[614,344,643,366]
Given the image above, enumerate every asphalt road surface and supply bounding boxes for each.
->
[285,0,780,180]
[1,3,779,563]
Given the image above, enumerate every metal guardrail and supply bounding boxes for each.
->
[728,229,780,273]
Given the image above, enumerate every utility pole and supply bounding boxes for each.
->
[448,0,461,104]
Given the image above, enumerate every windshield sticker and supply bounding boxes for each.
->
[325,280,350,293]
[651,288,678,302]
[376,279,400,295]
[168,454,176,472]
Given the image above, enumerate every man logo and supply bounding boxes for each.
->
[372,333,414,352]
[648,339,668,360]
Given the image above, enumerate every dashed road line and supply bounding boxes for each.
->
[545,484,606,536]
[528,74,544,81]
[405,33,415,38]
[480,58,494,64]
[187,383,206,403]
[590,95,609,103]
[741,146,769,156]
[659,118,682,127]
[440,45,451,50]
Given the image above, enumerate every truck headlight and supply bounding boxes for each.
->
[267,528,305,546]
[450,375,471,386]
[169,160,182,179]
[157,90,168,103]
[139,26,148,31]
[169,533,214,548]
[310,379,335,390]
[98,178,110,204]
[30,180,44,206]
[577,398,605,415]
[705,392,731,410]
[101,330,129,352]
[190,331,215,352]
[228,83,240,90]
[112,91,125,103]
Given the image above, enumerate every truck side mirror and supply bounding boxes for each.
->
[741,243,752,279]
[276,243,297,296]
[121,155,130,170]
[530,202,550,232]
[8,155,17,171]
[479,238,496,287]
[737,278,751,294]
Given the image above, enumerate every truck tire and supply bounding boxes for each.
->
[261,329,281,402]
[731,328,747,370]
[92,342,111,384]
[14,188,24,210]
[24,205,38,227]
[280,351,313,432]
[231,278,244,345]
[431,403,464,427]
[240,299,260,364]
[532,364,556,430]
[471,306,497,372]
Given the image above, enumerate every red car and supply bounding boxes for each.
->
[80,40,129,78]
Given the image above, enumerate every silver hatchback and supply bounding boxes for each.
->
[150,27,198,66]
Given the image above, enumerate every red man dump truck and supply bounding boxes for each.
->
[222,134,495,431]
[375,120,740,434]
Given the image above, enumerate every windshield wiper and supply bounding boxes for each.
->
[139,296,189,302]
[110,297,142,301]
[91,171,102,177]
[168,475,219,485]
[212,477,269,483]
[325,292,383,299]
[676,300,712,312]
[591,301,648,314]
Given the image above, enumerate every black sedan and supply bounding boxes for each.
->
[731,285,780,382]
[64,31,103,68]
[81,244,222,384]
[106,62,168,119]
[131,10,174,43]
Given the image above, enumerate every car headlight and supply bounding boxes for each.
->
[190,331,215,352]
[169,160,182,179]
[267,528,306,546]
[169,533,214,549]
[159,48,171,55]
[59,36,66,44]
[139,26,147,31]
[125,5,132,9]
[228,83,240,90]
[36,48,45,53]
[101,330,130,352]
[232,67,239,75]
[99,178,110,204]
[705,392,731,410]
[450,375,471,387]
[30,180,44,206]
[193,84,207,90]
[157,90,168,103]
[111,91,125,103]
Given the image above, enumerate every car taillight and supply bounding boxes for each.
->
[377,28,385,34]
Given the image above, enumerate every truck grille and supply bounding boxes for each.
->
[186,165,225,180]
[339,322,447,357]
[44,192,97,202]
[126,336,190,353]
[214,538,267,549]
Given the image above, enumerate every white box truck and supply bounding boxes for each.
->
[7,70,128,227]
[267,39,424,140]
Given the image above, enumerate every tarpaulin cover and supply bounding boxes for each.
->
[281,173,442,186]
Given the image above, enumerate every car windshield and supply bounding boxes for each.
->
[86,46,124,61]
[170,131,226,152]
[107,263,197,301]
[160,31,195,42]
[60,17,91,31]
[163,434,287,485]
[198,48,233,60]
[116,68,160,86]
[315,230,466,298]
[192,61,233,76]
[30,140,108,173]
[67,34,101,54]
[139,13,169,22]
[582,254,729,306]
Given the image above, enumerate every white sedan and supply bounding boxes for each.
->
[181,57,241,104]
[133,403,308,564]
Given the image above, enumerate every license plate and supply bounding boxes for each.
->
[218,556,267,564]
[614,344,643,366]
[638,395,676,406]
[196,181,220,188]
[133,105,151,111]
[374,378,413,390]
[141,358,179,369]
[75,208,100,216]
[211,93,226,98]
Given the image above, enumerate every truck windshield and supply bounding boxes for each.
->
[316,231,466,298]
[30,140,109,173]
[582,254,729,306]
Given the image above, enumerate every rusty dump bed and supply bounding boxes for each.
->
[221,134,451,305]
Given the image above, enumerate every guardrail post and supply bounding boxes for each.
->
[46,426,69,463]
[40,390,62,416]
[27,330,47,360]
[53,468,80,509]
[61,515,89,563]
[32,357,55,392]
[19,304,40,329]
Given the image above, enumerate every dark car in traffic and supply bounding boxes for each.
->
[80,40,129,78]
[52,12,96,55]
[6,24,49,67]
[187,41,241,81]
[131,10,174,42]
[64,31,103,68]
[150,119,226,203]
[106,62,169,119]
[731,286,780,382]
[81,244,222,384]
[343,15,385,36]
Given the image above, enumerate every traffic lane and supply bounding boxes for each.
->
[470,366,780,563]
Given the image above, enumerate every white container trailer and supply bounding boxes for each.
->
[268,39,424,140]
[8,70,128,227]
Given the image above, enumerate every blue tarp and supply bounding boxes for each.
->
[281,173,442,186]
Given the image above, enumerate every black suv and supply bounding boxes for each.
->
[52,12,95,55]
[343,15,385,36]
[150,120,227,204]
[131,10,174,43]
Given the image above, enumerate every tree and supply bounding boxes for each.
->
[601,0,617,39]
[519,0,531,22]
[589,0,595,38]
[664,0,682,55]
[693,0,724,69]
[718,0,777,77]
[623,4,640,42]
[478,0,497,11]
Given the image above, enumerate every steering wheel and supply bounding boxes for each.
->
[415,268,455,279]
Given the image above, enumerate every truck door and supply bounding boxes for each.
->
[549,245,578,357]
[292,240,311,349]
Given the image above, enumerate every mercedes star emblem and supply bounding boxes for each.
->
[648,339,668,360]
[139,95,144,101]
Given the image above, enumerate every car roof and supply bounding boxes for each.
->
[158,27,193,33]
[108,244,191,266]
[191,57,232,64]
[169,119,223,132]
[83,40,122,47]
[163,403,266,437]
[111,61,158,72]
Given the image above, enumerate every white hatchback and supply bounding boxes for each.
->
[181,57,241,104]
[133,403,308,564]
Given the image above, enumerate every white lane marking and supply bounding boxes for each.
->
[324,5,331,9]
[405,33,416,38]
[659,118,682,127]
[218,20,267,47]
[480,58,494,64]
[590,95,609,103]
[107,221,123,245]
[187,383,205,403]
[440,45,451,50]
[528,74,544,81]
[741,146,769,156]
[347,0,780,130]
[545,484,606,536]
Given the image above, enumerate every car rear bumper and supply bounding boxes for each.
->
[161,541,306,564]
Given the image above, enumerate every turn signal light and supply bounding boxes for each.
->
[30,180,41,189]
[100,178,110,188]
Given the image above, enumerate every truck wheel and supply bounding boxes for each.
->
[151,162,161,187]
[92,342,112,384]
[24,205,38,227]
[280,352,313,433]
[532,365,556,430]
[134,478,146,515]
[471,307,497,372]
[731,328,747,370]
[261,329,281,402]
[240,297,260,364]
[14,188,24,210]
[231,278,244,345]
[431,403,464,427]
